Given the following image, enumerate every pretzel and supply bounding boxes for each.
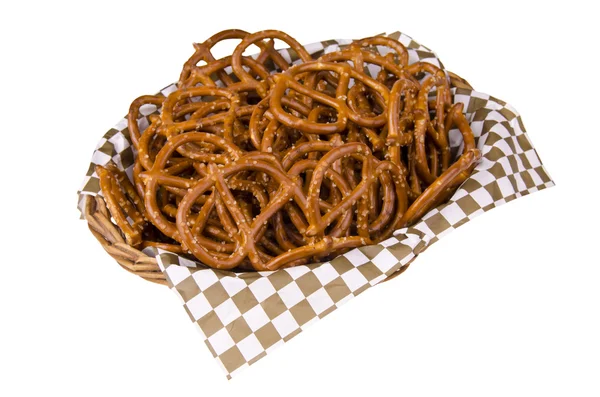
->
[96,163,146,247]
[270,62,391,135]
[231,30,314,98]
[97,30,480,271]
[127,95,165,149]
[401,148,481,226]
[413,71,452,184]
[179,29,252,87]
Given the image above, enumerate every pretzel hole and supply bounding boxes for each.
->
[360,87,386,116]
[426,136,441,177]
[281,88,343,129]
[413,71,427,82]
[138,103,161,117]
[275,207,308,246]
[210,40,246,60]
[249,39,293,74]
[310,71,340,97]
[209,70,238,87]
[448,127,466,161]
[241,43,264,59]
[245,91,262,105]
[187,93,222,104]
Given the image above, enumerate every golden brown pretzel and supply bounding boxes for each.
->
[401,148,481,226]
[354,36,409,67]
[177,158,306,270]
[270,62,390,134]
[140,132,243,241]
[179,29,251,87]
[231,30,314,97]
[127,95,165,149]
[96,163,146,247]
[387,78,419,146]
[160,86,241,142]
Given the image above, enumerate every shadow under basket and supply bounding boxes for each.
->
[83,71,474,287]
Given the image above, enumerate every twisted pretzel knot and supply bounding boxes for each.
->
[96,30,480,271]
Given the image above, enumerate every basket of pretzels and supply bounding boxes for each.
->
[82,29,480,285]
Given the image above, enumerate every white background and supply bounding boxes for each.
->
[1,1,598,396]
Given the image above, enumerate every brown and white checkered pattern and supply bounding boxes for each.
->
[78,32,553,378]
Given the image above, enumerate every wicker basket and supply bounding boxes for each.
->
[83,71,473,286]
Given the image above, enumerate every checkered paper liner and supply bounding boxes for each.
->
[78,31,553,379]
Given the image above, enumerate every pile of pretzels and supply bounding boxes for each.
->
[96,29,481,271]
